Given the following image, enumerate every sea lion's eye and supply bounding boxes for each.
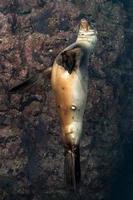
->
[71,105,77,110]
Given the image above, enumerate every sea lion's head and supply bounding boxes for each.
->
[76,18,97,49]
[79,18,90,32]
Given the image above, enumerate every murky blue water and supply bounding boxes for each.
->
[111,0,133,199]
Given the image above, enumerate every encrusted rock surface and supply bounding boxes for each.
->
[0,0,132,200]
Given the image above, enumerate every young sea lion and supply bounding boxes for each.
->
[51,19,97,190]
[9,19,97,190]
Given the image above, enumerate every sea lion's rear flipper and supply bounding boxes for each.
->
[9,67,52,93]
[64,145,81,191]
[57,47,82,74]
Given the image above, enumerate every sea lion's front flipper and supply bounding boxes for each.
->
[9,67,52,93]
[9,75,38,93]
[57,47,82,74]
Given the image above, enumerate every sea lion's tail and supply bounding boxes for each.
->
[64,145,81,191]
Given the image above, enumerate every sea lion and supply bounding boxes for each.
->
[51,19,97,189]
[9,19,97,190]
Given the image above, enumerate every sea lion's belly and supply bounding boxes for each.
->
[51,63,88,145]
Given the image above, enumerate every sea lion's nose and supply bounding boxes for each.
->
[80,18,90,31]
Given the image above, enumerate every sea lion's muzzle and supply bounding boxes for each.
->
[79,18,90,32]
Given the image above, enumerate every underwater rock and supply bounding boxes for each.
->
[0,13,12,35]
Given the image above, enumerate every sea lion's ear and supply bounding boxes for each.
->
[58,48,81,74]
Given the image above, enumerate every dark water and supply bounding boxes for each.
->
[111,0,133,199]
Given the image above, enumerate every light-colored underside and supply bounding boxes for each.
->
[51,62,88,145]
[51,21,97,145]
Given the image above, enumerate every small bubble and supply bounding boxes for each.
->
[71,105,77,110]
[49,49,53,53]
